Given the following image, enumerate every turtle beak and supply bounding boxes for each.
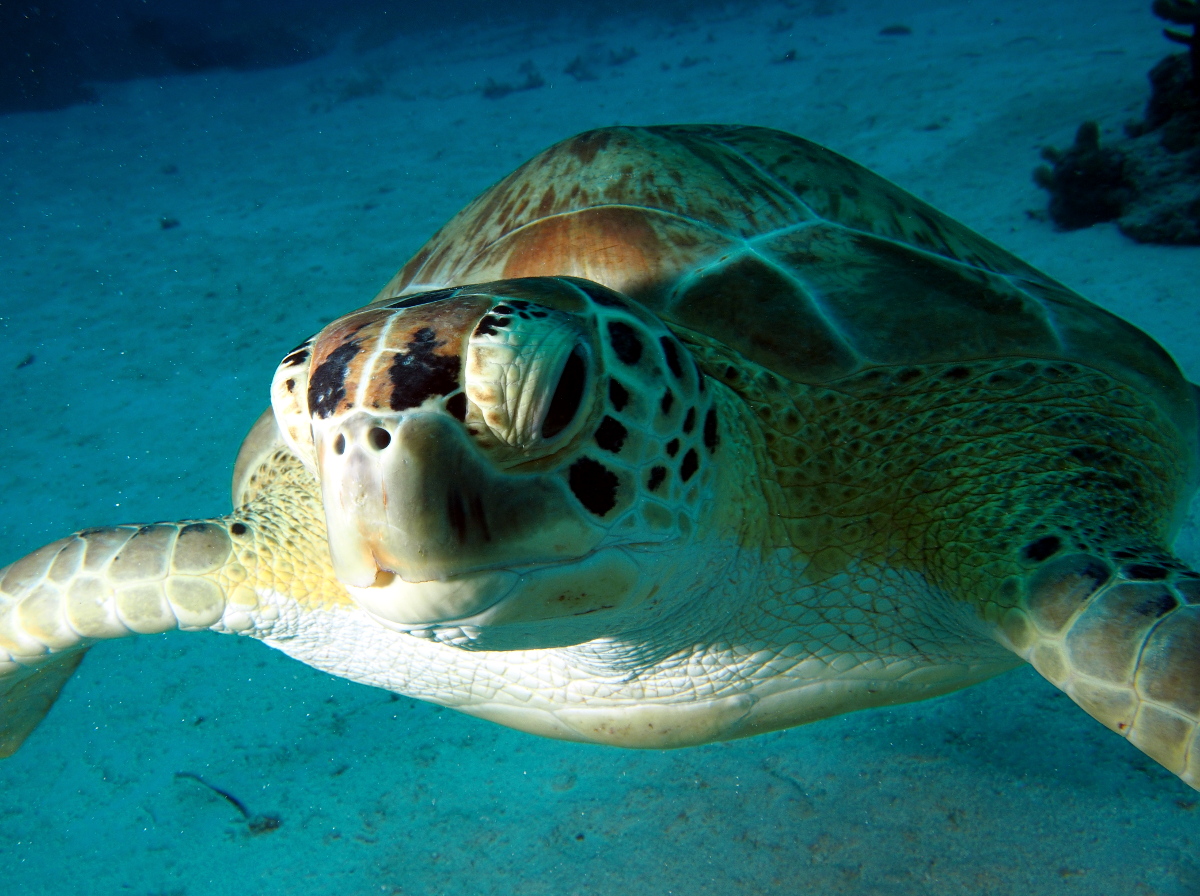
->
[319,413,392,588]
[316,411,606,618]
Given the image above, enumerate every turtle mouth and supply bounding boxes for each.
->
[343,545,647,632]
[346,565,522,626]
[318,412,609,588]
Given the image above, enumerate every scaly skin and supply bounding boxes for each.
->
[3,341,1198,787]
[0,450,343,755]
[2,122,1199,793]
[696,330,1200,787]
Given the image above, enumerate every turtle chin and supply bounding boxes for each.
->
[344,546,654,649]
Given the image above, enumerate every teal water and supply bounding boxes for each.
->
[1,0,1198,893]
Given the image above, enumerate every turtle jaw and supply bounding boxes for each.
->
[346,566,522,627]
[318,410,609,613]
[343,545,656,646]
[318,408,670,642]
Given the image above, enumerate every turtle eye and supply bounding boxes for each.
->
[541,346,588,440]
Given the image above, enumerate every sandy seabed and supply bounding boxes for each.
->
[1,0,1199,893]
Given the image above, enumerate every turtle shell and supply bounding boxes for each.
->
[372,124,1197,447]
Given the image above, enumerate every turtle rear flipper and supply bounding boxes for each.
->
[1000,552,1200,788]
[0,650,86,756]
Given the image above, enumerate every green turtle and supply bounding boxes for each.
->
[2,124,1199,790]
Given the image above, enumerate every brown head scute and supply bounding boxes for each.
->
[387,327,461,411]
[567,128,615,165]
[308,341,361,419]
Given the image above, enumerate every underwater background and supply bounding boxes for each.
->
[2,0,1199,892]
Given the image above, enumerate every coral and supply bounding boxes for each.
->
[563,46,638,83]
[482,62,545,100]
[1033,9,1200,244]
[1154,0,1200,95]
[565,56,600,82]
[1034,122,1135,229]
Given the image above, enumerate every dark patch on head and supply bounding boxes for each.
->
[388,287,459,309]
[230,522,248,536]
[1070,445,1108,465]
[608,379,629,411]
[703,408,719,451]
[1076,560,1113,595]
[682,408,696,434]
[282,348,309,367]
[666,438,680,457]
[660,337,683,378]
[308,341,361,419]
[1022,535,1061,563]
[577,280,627,308]
[1125,563,1169,581]
[594,416,627,453]
[1134,590,1179,618]
[567,129,613,166]
[648,466,666,492]
[493,304,514,314]
[607,321,643,365]
[569,457,618,516]
[285,378,296,393]
[680,449,699,482]
[660,390,675,415]
[896,368,922,384]
[543,348,587,439]
[446,392,467,421]
[388,327,461,411]
[474,314,511,337]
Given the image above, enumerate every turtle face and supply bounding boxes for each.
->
[271,277,720,646]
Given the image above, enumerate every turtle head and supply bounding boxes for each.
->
[271,277,724,647]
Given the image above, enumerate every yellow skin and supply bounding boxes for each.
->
[2,125,1199,791]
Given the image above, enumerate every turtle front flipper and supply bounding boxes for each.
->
[997,551,1200,789]
[0,520,252,755]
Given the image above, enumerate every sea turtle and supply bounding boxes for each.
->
[2,124,1199,791]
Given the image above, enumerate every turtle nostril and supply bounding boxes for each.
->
[369,427,392,450]
[334,433,346,455]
